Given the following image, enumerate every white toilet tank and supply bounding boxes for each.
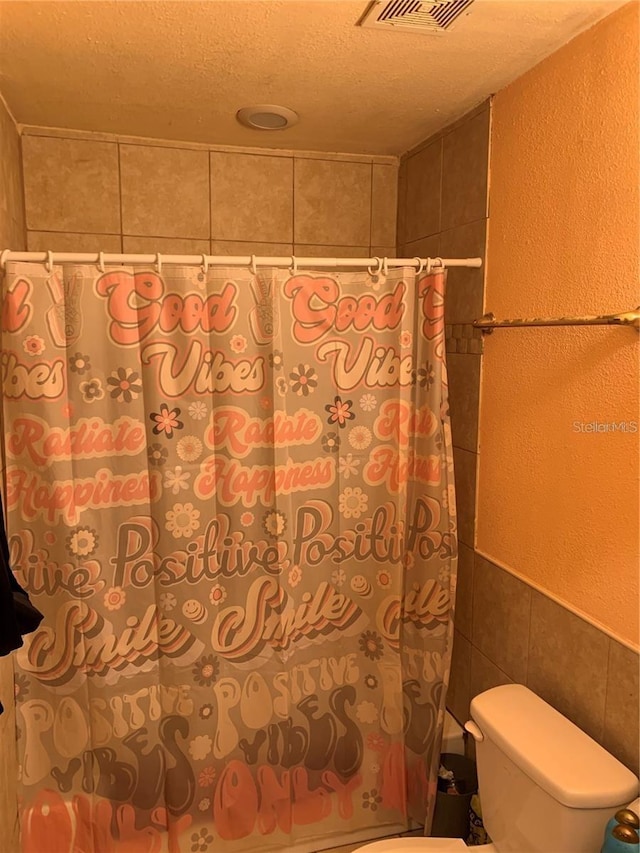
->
[467,684,639,853]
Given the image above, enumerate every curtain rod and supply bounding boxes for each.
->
[474,308,640,332]
[0,250,482,273]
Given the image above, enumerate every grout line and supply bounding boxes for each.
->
[601,638,613,742]
[486,96,494,221]
[451,444,477,455]
[368,161,374,255]
[27,228,123,238]
[26,230,379,249]
[437,215,488,239]
[208,151,213,242]
[403,230,441,248]
[524,583,534,686]
[292,158,296,246]
[116,143,124,251]
[0,89,20,131]
[437,137,444,235]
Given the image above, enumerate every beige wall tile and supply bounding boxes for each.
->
[294,159,371,246]
[22,136,120,234]
[123,236,209,254]
[0,104,24,241]
[455,544,474,640]
[440,219,486,324]
[294,244,370,275]
[404,139,441,243]
[371,246,396,259]
[404,100,490,163]
[447,630,472,725]
[472,555,531,683]
[470,646,513,702]
[603,640,639,775]
[28,231,122,252]
[210,152,293,243]
[527,591,609,742]
[441,109,489,232]
[403,233,440,261]
[294,244,369,258]
[211,240,293,256]
[453,447,476,547]
[0,100,25,264]
[396,159,408,250]
[447,353,481,453]
[371,164,398,247]
[120,144,209,238]
[0,213,25,253]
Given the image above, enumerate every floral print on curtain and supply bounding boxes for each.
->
[1,260,457,852]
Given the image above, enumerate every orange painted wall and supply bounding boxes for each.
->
[477,2,639,647]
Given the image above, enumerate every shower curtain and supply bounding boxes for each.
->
[0,258,457,853]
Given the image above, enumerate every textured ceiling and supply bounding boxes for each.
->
[0,0,626,155]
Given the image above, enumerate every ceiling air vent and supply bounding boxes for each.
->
[359,0,475,33]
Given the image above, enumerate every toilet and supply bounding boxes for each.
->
[353,684,639,853]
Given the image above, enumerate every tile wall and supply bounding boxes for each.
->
[449,553,640,777]
[397,100,639,780]
[0,94,25,853]
[20,130,397,258]
[396,100,489,612]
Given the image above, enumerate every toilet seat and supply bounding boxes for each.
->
[351,840,497,852]
[351,839,468,852]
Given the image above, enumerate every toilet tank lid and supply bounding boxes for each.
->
[470,685,639,809]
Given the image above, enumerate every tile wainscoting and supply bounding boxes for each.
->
[448,548,640,777]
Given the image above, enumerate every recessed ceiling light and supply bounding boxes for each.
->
[236,104,299,131]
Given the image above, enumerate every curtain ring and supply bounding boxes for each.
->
[250,254,257,276]
[155,253,163,274]
[98,252,106,273]
[289,255,298,276]
[382,257,389,276]
[367,256,382,276]
[0,249,10,270]
[201,254,209,275]
[45,251,54,274]
[413,257,425,275]
[433,256,445,271]
[425,257,433,275]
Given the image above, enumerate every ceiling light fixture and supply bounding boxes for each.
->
[236,104,299,131]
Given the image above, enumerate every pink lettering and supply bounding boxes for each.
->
[95,271,237,345]
[284,275,406,344]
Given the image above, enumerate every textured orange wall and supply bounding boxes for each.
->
[478,2,639,647]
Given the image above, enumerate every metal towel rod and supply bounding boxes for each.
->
[474,307,640,333]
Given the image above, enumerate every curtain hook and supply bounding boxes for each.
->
[382,257,389,276]
[0,249,10,271]
[367,256,381,276]
[155,253,163,274]
[250,254,257,276]
[97,251,105,273]
[425,257,433,275]
[201,254,209,275]
[413,257,425,275]
[289,255,298,277]
[46,251,54,274]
